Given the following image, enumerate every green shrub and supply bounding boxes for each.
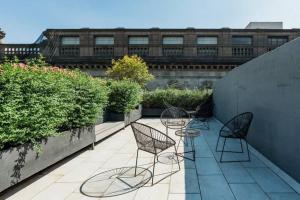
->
[107,80,142,113]
[106,55,154,86]
[142,88,212,110]
[65,72,109,129]
[0,63,109,150]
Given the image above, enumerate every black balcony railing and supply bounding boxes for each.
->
[162,47,183,57]
[59,46,80,57]
[94,46,114,58]
[128,46,149,57]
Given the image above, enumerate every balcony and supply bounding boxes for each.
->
[1,38,300,200]
[1,118,299,200]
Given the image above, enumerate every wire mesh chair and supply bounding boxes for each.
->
[131,122,180,185]
[160,107,190,135]
[215,112,253,162]
[187,95,213,130]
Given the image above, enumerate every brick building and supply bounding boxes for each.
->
[1,22,300,88]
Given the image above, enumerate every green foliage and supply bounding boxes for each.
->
[3,55,19,65]
[106,55,154,86]
[25,54,49,67]
[107,80,142,113]
[0,62,109,150]
[142,88,212,110]
[64,72,109,129]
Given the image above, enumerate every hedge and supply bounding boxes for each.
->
[107,80,142,113]
[0,63,109,150]
[142,88,211,110]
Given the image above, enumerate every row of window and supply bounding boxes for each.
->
[61,36,288,46]
[59,46,253,57]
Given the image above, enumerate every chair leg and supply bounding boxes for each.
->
[177,136,182,151]
[134,149,139,176]
[205,120,210,130]
[220,138,227,163]
[240,138,244,153]
[215,135,220,152]
[220,138,251,162]
[246,139,251,161]
[152,154,156,185]
[174,145,181,170]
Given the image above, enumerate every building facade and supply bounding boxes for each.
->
[0,29,5,44]
[1,23,300,88]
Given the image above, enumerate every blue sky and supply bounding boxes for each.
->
[1,0,300,43]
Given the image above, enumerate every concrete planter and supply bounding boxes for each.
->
[124,105,142,126]
[106,105,142,126]
[0,126,95,193]
[142,107,165,117]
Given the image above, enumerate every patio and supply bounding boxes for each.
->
[1,118,299,200]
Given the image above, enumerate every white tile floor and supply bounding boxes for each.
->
[1,118,299,200]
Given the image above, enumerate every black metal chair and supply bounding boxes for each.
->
[160,107,190,135]
[131,122,180,185]
[187,95,214,130]
[215,112,253,162]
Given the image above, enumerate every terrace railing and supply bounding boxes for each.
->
[0,43,41,60]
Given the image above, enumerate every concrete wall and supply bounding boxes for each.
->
[213,38,300,182]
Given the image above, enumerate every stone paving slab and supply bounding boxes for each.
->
[1,118,299,200]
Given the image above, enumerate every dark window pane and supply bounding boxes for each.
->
[232,36,252,45]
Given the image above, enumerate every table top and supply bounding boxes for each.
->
[175,128,201,138]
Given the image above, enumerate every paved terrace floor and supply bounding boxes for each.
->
[1,118,300,200]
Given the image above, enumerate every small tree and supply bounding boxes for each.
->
[106,55,154,86]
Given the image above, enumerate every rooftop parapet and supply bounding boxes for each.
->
[245,22,283,29]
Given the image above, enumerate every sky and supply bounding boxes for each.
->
[1,0,300,43]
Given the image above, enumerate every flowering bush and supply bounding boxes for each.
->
[0,62,108,150]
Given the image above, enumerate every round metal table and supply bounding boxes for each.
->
[175,129,200,161]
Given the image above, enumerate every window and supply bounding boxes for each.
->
[95,37,114,45]
[163,36,183,45]
[232,36,252,45]
[61,37,80,45]
[129,36,149,45]
[268,36,288,46]
[197,37,218,45]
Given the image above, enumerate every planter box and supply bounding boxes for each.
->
[142,107,165,117]
[124,105,142,126]
[106,105,142,126]
[0,126,95,193]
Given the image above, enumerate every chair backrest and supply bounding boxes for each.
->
[195,95,214,117]
[226,112,253,138]
[160,107,190,130]
[163,101,174,109]
[131,122,156,153]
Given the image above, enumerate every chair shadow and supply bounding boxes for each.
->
[80,159,181,198]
